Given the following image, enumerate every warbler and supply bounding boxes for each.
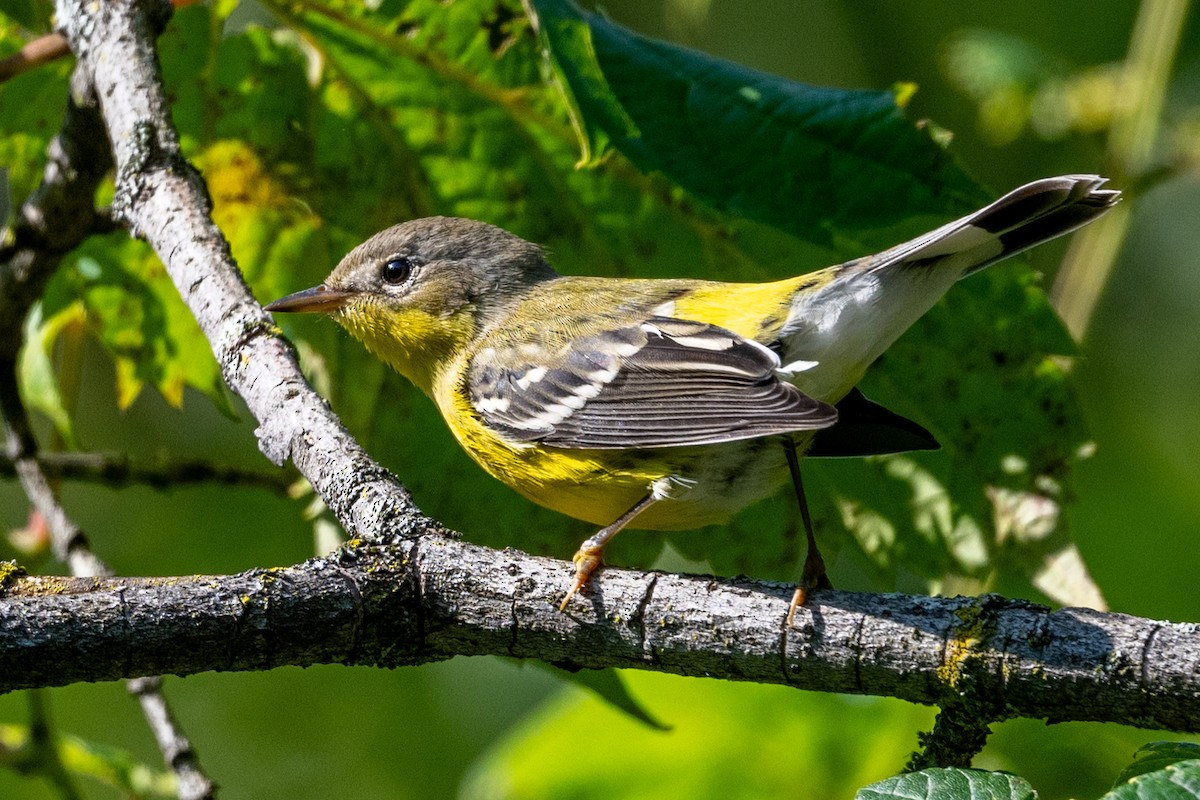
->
[266,175,1117,612]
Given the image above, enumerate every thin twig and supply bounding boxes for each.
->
[1,368,217,797]
[27,690,84,800]
[0,33,71,84]
[0,451,295,494]
[0,363,107,578]
[128,677,216,800]
[2,368,218,799]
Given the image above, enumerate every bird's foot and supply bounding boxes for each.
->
[559,544,605,611]
[786,547,833,626]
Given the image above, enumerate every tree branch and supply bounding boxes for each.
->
[2,542,1199,733]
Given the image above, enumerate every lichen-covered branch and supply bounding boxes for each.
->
[3,542,1199,734]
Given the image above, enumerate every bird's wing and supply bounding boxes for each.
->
[468,316,837,449]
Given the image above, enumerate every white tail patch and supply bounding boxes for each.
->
[905,223,995,260]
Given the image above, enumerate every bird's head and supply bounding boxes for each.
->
[265,216,558,392]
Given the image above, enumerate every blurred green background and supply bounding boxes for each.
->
[2,0,1199,798]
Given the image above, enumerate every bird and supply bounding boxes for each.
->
[265,174,1118,614]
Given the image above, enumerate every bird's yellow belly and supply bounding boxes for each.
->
[463,421,801,530]
[507,445,794,529]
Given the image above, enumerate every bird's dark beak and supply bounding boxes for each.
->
[264,284,353,313]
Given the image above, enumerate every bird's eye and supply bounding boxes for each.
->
[382,256,416,285]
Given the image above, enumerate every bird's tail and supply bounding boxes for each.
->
[779,175,1120,402]
[870,174,1120,281]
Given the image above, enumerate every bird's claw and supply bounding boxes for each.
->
[786,549,834,626]
[559,545,605,611]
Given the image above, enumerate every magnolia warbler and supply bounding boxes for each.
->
[266,175,1118,612]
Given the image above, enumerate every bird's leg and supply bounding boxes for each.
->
[560,492,658,611]
[783,437,832,625]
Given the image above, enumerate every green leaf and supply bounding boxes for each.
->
[520,0,1098,600]
[38,239,232,415]
[17,301,83,447]
[1103,759,1200,800]
[1114,743,1200,787]
[855,767,1038,800]
[0,21,71,202]
[529,0,990,251]
[0,1,54,32]
[3,10,247,426]
[0,723,177,797]
[537,664,670,731]
[463,671,936,800]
